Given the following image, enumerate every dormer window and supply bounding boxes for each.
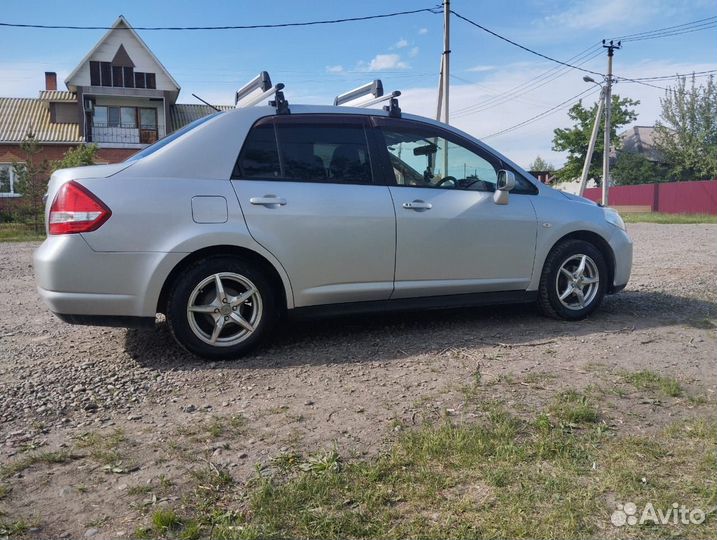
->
[89,45,156,89]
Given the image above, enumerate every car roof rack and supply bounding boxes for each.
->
[334,79,402,118]
[234,71,290,114]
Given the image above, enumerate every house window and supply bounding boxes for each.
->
[89,60,156,89]
[0,164,20,197]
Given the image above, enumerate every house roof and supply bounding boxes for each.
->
[619,126,663,162]
[0,97,82,143]
[64,16,181,93]
[0,96,232,143]
[38,91,77,102]
[169,104,235,131]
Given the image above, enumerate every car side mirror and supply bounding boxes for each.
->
[494,170,516,205]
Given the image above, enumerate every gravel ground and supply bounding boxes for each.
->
[0,223,715,538]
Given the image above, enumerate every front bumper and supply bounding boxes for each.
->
[34,234,184,319]
[608,227,633,293]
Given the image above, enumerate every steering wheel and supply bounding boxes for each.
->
[434,176,457,188]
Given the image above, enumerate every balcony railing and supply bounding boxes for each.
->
[88,123,164,145]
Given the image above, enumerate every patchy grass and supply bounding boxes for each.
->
[0,450,75,479]
[178,414,247,442]
[133,397,714,539]
[0,223,44,242]
[75,428,128,465]
[0,517,30,538]
[623,370,683,397]
[0,483,9,500]
[622,212,717,224]
[549,390,600,425]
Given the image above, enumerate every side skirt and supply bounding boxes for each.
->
[289,290,537,320]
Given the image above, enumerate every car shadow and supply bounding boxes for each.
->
[125,290,717,372]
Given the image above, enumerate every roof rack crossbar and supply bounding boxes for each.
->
[354,90,401,109]
[234,71,273,106]
[334,80,384,106]
[240,83,285,108]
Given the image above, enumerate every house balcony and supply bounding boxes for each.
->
[87,123,165,148]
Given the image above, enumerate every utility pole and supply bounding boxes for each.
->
[578,83,605,196]
[436,0,450,123]
[601,39,620,206]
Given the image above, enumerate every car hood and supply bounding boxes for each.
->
[557,190,597,205]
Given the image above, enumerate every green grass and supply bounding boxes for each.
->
[623,370,683,398]
[0,223,45,242]
[622,212,717,224]
[0,450,74,479]
[75,429,127,465]
[133,398,714,540]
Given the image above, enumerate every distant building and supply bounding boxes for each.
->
[614,125,665,163]
[0,16,231,199]
[528,170,555,185]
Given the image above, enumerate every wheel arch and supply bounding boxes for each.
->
[544,230,616,292]
[156,245,290,315]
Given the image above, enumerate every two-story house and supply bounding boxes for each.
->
[0,16,231,199]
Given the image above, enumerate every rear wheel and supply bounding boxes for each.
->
[538,239,607,320]
[166,256,277,359]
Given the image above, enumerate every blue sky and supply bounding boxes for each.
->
[1,0,715,167]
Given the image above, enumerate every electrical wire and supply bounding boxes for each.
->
[618,69,716,82]
[0,6,441,30]
[450,10,604,77]
[613,16,717,42]
[452,46,604,119]
[480,87,601,139]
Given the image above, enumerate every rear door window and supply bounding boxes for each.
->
[234,116,374,185]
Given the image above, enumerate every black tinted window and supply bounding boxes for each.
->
[277,123,372,184]
[236,123,280,178]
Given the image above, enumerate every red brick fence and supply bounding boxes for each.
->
[583,180,717,215]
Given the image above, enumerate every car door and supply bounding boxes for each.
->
[372,117,538,299]
[231,114,396,307]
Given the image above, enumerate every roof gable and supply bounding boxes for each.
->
[64,16,180,93]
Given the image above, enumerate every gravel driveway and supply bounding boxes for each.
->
[1,223,715,538]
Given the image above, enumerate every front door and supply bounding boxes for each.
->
[232,115,396,307]
[373,117,538,299]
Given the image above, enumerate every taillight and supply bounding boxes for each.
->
[48,181,112,235]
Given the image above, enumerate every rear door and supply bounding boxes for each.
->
[231,114,396,307]
[372,117,538,298]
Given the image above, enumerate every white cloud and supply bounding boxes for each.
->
[361,54,409,72]
[394,38,409,49]
[409,47,420,58]
[418,27,428,35]
[326,65,345,74]
[466,65,496,73]
[543,0,674,31]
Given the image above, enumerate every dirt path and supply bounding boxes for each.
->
[1,223,715,538]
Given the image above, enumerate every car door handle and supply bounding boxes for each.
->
[249,196,287,207]
[402,200,432,210]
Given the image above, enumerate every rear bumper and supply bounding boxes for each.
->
[34,234,184,318]
[54,313,155,328]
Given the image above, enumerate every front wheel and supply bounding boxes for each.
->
[166,256,277,359]
[538,239,607,320]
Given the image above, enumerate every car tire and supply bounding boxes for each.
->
[537,239,608,320]
[166,256,278,360]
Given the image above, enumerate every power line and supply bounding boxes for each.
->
[613,16,717,41]
[450,10,604,77]
[481,87,600,139]
[452,46,604,118]
[0,6,441,31]
[618,69,716,82]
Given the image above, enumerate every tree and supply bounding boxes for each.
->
[12,133,49,234]
[654,75,717,180]
[528,155,554,171]
[611,152,669,185]
[52,143,98,172]
[551,94,639,183]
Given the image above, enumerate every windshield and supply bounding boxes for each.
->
[125,112,223,162]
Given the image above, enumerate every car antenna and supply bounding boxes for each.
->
[192,93,220,112]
